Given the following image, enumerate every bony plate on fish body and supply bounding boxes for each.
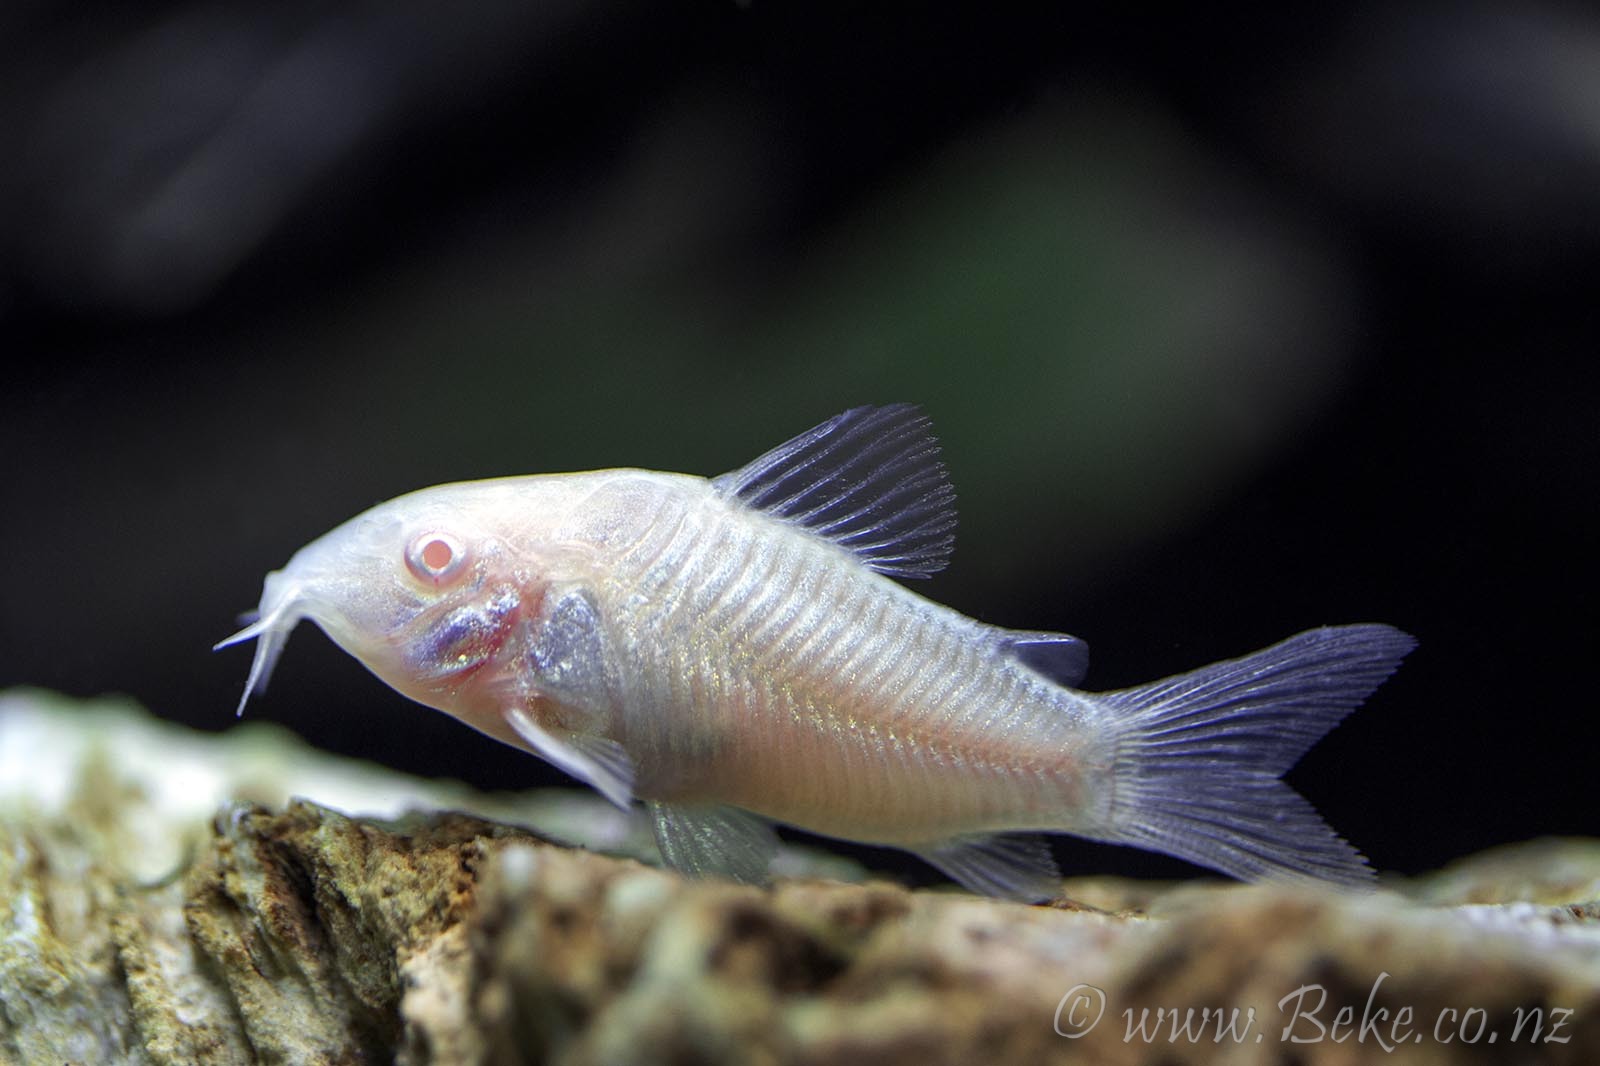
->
[219,404,1413,901]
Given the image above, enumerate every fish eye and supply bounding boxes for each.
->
[405,531,468,586]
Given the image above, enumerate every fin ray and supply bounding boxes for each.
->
[712,404,957,579]
[503,707,635,811]
[1094,623,1415,885]
[649,801,778,884]
[915,834,1061,902]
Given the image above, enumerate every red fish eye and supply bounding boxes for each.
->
[406,531,466,584]
[421,538,453,570]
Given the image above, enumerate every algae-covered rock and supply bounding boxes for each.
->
[2,689,1598,1065]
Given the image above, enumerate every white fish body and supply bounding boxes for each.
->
[220,405,1413,899]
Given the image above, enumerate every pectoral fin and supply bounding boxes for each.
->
[503,706,635,811]
[506,585,636,809]
[648,800,778,885]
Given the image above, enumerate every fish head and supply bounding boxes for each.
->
[217,483,543,717]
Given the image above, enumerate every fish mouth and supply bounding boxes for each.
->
[214,570,306,717]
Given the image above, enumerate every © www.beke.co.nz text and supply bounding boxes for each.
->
[1053,972,1573,1048]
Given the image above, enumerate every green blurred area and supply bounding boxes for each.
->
[216,97,1350,616]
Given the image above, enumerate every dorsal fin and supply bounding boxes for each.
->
[711,404,957,578]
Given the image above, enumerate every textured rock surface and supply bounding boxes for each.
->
[2,689,1598,1065]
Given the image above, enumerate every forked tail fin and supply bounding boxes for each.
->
[1096,624,1415,886]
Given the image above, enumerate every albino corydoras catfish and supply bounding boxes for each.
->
[219,404,1413,900]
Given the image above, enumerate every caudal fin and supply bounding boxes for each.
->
[1095,624,1415,886]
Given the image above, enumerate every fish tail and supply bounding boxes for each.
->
[1093,623,1415,886]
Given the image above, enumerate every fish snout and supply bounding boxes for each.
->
[215,567,308,717]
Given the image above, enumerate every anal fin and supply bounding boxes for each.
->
[916,834,1062,902]
[649,800,778,885]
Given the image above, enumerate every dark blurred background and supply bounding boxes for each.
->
[3,3,1595,881]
